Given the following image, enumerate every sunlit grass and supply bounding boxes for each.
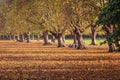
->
[65,38,105,44]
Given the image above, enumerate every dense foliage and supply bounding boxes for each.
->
[97,0,120,52]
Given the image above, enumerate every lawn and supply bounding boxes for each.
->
[65,38,105,44]
[0,41,120,80]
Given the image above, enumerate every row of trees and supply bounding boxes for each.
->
[0,0,119,52]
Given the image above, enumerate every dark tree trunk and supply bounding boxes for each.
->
[49,31,65,47]
[73,30,77,44]
[58,34,62,47]
[25,32,30,43]
[91,25,96,45]
[57,33,64,47]
[76,33,85,49]
[105,24,115,52]
[43,31,49,45]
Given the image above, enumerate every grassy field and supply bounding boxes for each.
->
[0,41,120,80]
[65,38,105,44]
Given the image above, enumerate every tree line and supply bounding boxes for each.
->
[0,0,119,52]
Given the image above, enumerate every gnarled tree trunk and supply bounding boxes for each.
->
[76,32,85,49]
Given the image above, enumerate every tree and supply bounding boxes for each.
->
[3,0,45,42]
[63,0,101,49]
[41,0,68,47]
[97,0,120,52]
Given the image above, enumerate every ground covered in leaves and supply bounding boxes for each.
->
[0,41,120,80]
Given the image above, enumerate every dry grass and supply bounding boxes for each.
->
[0,41,120,80]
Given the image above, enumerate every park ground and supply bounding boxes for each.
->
[0,40,120,80]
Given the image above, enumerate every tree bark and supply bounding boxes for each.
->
[49,31,65,47]
[73,30,77,44]
[57,33,64,47]
[91,25,96,45]
[105,24,115,52]
[76,33,85,49]
[43,31,49,45]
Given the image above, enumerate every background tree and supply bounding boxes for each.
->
[97,0,120,52]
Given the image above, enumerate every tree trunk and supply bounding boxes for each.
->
[105,24,115,52]
[73,30,77,44]
[91,25,96,45]
[76,33,85,49]
[43,31,49,45]
[57,34,63,47]
[108,43,115,52]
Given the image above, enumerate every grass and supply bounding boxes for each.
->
[65,38,105,44]
[0,41,120,80]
